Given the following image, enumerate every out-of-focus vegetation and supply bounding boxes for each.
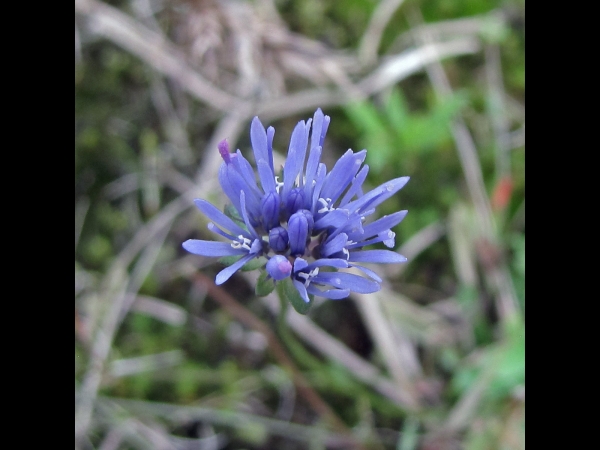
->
[75,0,524,449]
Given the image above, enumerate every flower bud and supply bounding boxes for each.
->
[286,188,305,215]
[261,192,280,230]
[288,211,309,256]
[269,226,289,252]
[266,255,292,281]
[218,139,235,164]
[296,209,314,235]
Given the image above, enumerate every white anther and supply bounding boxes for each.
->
[274,176,284,194]
[317,197,334,213]
[231,235,252,251]
[297,267,320,287]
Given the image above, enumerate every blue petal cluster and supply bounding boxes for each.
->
[183,109,409,301]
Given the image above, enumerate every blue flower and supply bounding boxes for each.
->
[183,108,409,302]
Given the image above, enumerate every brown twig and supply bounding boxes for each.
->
[192,272,363,447]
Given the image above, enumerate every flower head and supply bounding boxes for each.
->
[183,109,409,308]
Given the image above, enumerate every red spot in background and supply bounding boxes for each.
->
[491,176,513,211]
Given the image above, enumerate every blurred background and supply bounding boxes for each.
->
[75,0,524,449]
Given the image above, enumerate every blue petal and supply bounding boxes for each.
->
[207,222,237,240]
[225,164,261,217]
[312,272,381,294]
[350,264,383,283]
[219,163,242,212]
[283,120,310,195]
[293,257,309,273]
[339,165,369,207]
[182,239,245,257]
[292,279,311,303]
[310,108,324,152]
[319,233,348,257]
[257,159,276,194]
[348,250,407,264]
[232,150,262,196]
[307,285,350,299]
[215,252,256,285]
[344,177,410,214]
[303,145,322,207]
[321,150,367,204]
[231,152,263,221]
[250,116,269,164]
[346,230,396,250]
[250,238,263,253]
[319,114,330,147]
[314,209,350,230]
[310,164,327,215]
[266,126,275,173]
[323,213,364,242]
[239,191,259,239]
[194,199,247,237]
[357,211,408,240]
[305,258,349,269]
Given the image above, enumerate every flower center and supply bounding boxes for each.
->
[231,235,253,251]
[317,197,334,213]
[296,267,319,287]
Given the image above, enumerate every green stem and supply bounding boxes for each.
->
[275,283,323,370]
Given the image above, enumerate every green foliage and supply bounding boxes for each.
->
[224,204,247,230]
[345,89,467,173]
[452,316,525,403]
[255,270,276,297]
[276,277,313,315]
[509,233,525,310]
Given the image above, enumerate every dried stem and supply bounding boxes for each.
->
[358,0,407,66]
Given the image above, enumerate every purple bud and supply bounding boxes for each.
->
[269,226,289,252]
[261,192,280,230]
[266,255,292,281]
[218,139,235,164]
[296,209,314,235]
[288,211,309,256]
[286,188,305,215]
